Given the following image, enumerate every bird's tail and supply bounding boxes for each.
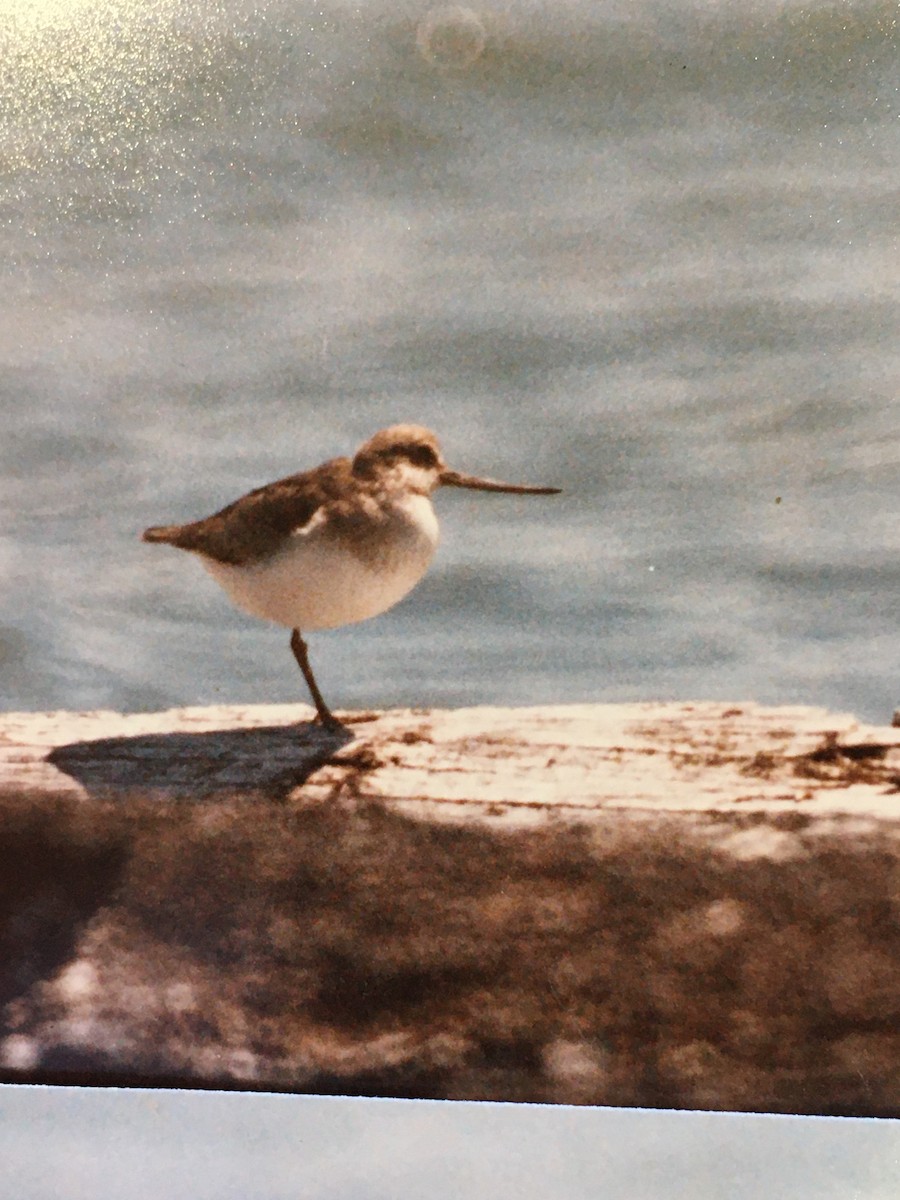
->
[142,524,182,544]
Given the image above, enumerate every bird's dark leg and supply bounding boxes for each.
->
[290,629,341,729]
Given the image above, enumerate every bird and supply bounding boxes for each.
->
[142,424,560,728]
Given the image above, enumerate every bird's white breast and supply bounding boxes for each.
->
[201,492,440,631]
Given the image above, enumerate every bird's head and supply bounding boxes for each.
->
[352,425,446,495]
[352,424,561,498]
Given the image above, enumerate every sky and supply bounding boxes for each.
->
[0,1088,898,1199]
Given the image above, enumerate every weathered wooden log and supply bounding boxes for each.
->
[0,701,898,1113]
[4,699,900,828]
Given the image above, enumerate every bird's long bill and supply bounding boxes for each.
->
[440,469,561,495]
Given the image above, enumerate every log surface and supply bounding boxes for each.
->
[3,700,900,834]
[1,700,898,1114]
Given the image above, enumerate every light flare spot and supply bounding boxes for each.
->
[416,6,488,71]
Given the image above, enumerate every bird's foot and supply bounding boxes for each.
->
[314,710,347,734]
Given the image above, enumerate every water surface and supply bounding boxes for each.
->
[2,0,898,721]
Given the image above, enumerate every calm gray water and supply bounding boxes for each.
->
[1,0,898,721]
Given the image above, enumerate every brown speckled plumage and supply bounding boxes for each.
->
[141,424,450,567]
[143,458,357,566]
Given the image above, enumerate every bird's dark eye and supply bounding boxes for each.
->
[402,443,438,468]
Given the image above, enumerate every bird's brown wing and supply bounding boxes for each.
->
[142,457,354,565]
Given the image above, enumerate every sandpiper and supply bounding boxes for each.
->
[143,424,560,728]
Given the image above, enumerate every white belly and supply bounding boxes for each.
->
[201,495,440,631]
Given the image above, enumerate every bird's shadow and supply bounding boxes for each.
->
[47,721,354,802]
